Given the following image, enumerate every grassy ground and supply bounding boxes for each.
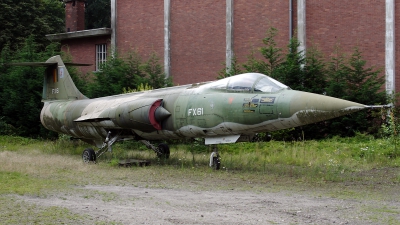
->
[0,135,399,224]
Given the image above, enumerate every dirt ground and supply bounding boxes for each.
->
[1,150,398,224]
[16,183,399,225]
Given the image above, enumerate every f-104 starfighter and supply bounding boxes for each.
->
[13,55,370,169]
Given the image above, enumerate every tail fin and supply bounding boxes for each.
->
[42,55,88,101]
[10,55,89,101]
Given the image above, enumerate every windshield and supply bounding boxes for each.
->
[254,77,289,93]
[227,74,256,92]
[205,73,289,93]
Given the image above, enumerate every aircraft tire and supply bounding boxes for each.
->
[82,148,96,163]
[212,156,221,170]
[157,143,170,159]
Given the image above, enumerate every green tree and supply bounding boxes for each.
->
[258,27,283,76]
[345,48,385,104]
[87,51,172,98]
[0,36,60,138]
[0,0,64,51]
[302,46,327,94]
[325,46,348,99]
[218,56,243,79]
[142,53,173,89]
[326,48,386,136]
[87,54,130,98]
[218,28,283,79]
[273,38,305,91]
[218,28,386,139]
[85,0,111,29]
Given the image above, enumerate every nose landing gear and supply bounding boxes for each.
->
[209,145,221,170]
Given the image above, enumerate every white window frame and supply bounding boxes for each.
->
[95,44,107,71]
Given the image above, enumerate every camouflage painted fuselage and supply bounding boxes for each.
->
[40,68,366,147]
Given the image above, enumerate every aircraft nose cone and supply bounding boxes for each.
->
[289,91,366,125]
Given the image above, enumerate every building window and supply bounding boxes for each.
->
[96,44,107,71]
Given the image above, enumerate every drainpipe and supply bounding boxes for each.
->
[111,0,117,57]
[289,0,293,41]
[226,0,234,74]
[297,0,306,55]
[386,0,395,96]
[164,0,171,79]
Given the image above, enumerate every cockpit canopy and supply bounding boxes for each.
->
[204,73,290,93]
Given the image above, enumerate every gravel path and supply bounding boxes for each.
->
[17,184,399,224]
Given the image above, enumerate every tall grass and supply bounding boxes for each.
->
[0,133,399,182]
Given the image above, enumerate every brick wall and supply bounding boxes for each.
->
[61,36,111,75]
[116,0,164,67]
[170,0,225,84]
[307,1,385,67]
[65,0,85,32]
[101,1,396,91]
[234,0,291,63]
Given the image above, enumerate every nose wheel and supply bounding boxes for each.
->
[209,145,221,170]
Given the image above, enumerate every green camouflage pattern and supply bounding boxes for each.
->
[37,56,366,147]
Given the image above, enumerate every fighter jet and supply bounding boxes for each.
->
[12,55,369,169]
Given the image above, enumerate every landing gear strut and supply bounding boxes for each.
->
[82,131,121,163]
[140,140,170,159]
[81,131,171,163]
[209,145,221,170]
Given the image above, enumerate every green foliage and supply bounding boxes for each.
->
[0,0,64,51]
[302,47,327,94]
[87,51,172,98]
[218,27,282,79]
[0,37,170,138]
[220,27,386,138]
[0,36,60,138]
[258,27,283,76]
[217,56,243,79]
[85,0,111,29]
[87,54,132,98]
[143,53,173,88]
[326,47,385,104]
[4,134,399,182]
[325,46,348,98]
[325,47,386,137]
[123,83,153,93]
[380,103,400,158]
[272,37,305,91]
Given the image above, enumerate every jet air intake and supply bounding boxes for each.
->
[115,98,171,132]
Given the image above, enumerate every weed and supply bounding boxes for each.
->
[1,134,400,183]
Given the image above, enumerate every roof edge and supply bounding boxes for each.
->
[46,28,112,41]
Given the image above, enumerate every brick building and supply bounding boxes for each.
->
[46,0,398,94]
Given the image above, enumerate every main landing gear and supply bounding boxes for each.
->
[81,131,171,163]
[140,140,170,159]
[82,148,96,163]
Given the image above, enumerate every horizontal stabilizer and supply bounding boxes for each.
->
[6,62,57,67]
[6,62,91,67]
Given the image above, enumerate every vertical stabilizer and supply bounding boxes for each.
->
[43,55,87,101]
